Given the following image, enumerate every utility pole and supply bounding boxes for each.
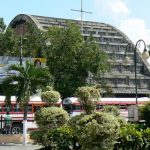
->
[20,34,23,65]
[71,0,92,33]
[20,20,24,66]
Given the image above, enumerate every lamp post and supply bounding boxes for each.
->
[19,33,28,145]
[20,35,23,65]
[124,39,149,104]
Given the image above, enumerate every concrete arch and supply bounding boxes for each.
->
[9,14,43,30]
[9,14,132,45]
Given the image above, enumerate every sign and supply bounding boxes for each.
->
[32,58,47,67]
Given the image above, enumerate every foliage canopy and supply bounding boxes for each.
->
[46,23,109,97]
[35,107,69,131]
[42,86,61,106]
[69,112,120,150]
[102,105,120,117]
[75,85,100,114]
[140,102,150,127]
[2,60,52,116]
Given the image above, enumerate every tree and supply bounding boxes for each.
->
[1,27,20,56]
[2,60,52,145]
[46,23,109,97]
[69,112,120,150]
[0,20,47,57]
[31,107,73,149]
[140,102,150,127]
[75,85,100,114]
[0,18,6,33]
[115,124,150,149]
[35,107,69,132]
[42,86,61,106]
[22,22,47,57]
[0,18,20,56]
[101,105,127,128]
[102,105,120,117]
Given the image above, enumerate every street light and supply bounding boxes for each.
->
[124,39,149,105]
[20,35,23,65]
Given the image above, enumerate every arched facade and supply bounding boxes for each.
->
[9,14,150,97]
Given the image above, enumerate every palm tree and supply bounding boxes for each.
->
[2,60,53,145]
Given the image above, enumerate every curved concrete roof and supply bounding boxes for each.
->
[9,14,132,43]
[9,14,43,30]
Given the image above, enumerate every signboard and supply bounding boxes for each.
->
[32,58,46,67]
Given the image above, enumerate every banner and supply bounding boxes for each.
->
[32,58,47,67]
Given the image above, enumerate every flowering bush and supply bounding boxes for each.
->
[102,105,120,116]
[35,107,69,131]
[31,107,74,149]
[75,86,100,114]
[69,112,120,150]
[42,90,60,105]
[41,85,61,106]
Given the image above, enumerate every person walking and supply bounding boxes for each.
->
[4,111,12,134]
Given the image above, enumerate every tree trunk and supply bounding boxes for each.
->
[23,103,28,145]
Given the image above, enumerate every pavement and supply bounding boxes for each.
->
[0,143,42,150]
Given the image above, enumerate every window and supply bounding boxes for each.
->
[0,105,2,112]
[34,105,41,112]
[63,104,72,113]
[126,76,129,85]
[119,78,126,84]
[130,79,135,84]
[113,66,119,72]
[112,78,118,85]
[3,105,12,112]
[73,105,81,110]
[119,105,127,109]
[96,105,103,110]
[14,104,22,112]
[108,32,116,36]
[91,31,96,35]
[27,105,32,112]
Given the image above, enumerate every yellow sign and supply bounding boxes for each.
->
[32,58,47,63]
[0,64,5,67]
[32,58,47,67]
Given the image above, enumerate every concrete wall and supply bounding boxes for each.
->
[0,134,33,144]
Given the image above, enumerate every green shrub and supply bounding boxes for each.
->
[42,90,60,105]
[75,86,100,114]
[46,125,77,150]
[43,86,53,92]
[41,86,61,106]
[31,125,76,150]
[142,128,150,149]
[140,102,150,127]
[69,112,120,150]
[30,130,45,146]
[102,105,120,116]
[31,107,75,150]
[116,116,127,128]
[115,124,150,149]
[35,107,69,131]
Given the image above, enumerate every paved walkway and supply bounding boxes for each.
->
[0,143,42,150]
